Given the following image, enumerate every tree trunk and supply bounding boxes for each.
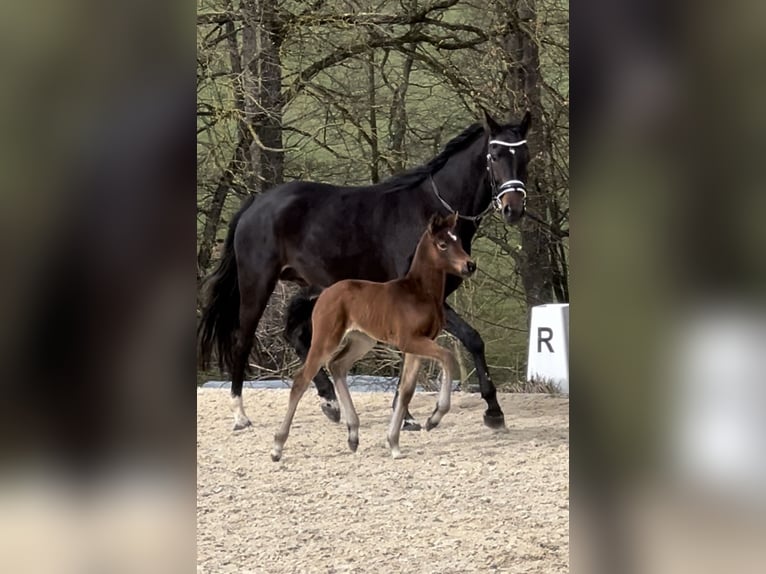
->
[388,52,414,172]
[505,0,562,309]
[197,4,251,274]
[367,52,380,183]
[241,0,284,194]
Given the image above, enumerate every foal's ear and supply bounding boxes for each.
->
[428,212,458,236]
[482,107,501,134]
[428,213,443,235]
[428,213,451,235]
[519,110,531,137]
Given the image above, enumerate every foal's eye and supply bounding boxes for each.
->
[437,242,448,251]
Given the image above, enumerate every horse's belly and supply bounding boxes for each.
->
[289,252,394,287]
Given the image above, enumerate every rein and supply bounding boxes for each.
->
[429,176,492,222]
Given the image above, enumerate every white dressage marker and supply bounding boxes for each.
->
[527,303,569,394]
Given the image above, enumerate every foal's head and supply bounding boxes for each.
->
[483,109,531,224]
[426,213,476,278]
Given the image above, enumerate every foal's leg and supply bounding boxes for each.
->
[444,303,506,429]
[285,313,341,423]
[386,353,422,459]
[271,330,342,461]
[270,364,315,462]
[400,337,455,432]
[327,333,376,452]
[391,353,422,432]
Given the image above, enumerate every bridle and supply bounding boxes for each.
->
[429,136,528,222]
[487,138,527,211]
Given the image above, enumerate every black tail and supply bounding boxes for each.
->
[197,195,256,373]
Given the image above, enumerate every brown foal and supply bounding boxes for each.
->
[271,213,476,461]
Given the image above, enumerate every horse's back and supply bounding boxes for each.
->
[232,181,339,258]
[233,179,425,286]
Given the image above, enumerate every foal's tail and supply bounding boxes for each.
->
[283,285,323,350]
[197,195,256,372]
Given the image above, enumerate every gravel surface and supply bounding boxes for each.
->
[197,389,569,573]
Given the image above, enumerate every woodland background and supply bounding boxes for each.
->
[196,0,568,389]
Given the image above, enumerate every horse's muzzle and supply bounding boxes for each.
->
[502,204,525,224]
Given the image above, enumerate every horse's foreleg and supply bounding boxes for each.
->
[387,354,422,459]
[444,304,506,430]
[425,350,455,431]
[391,354,422,431]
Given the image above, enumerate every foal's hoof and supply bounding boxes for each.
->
[232,418,252,431]
[425,418,439,431]
[321,401,341,423]
[270,451,281,462]
[483,411,506,430]
[402,419,422,432]
[348,439,359,453]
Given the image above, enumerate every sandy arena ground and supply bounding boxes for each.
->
[197,389,569,573]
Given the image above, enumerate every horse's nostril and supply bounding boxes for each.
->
[502,204,512,216]
[467,261,476,273]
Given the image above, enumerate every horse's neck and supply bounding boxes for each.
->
[430,134,490,217]
[405,239,446,302]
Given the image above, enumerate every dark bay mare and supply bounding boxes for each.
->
[198,110,531,431]
[271,213,474,462]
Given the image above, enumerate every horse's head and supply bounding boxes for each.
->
[427,213,476,278]
[483,109,531,224]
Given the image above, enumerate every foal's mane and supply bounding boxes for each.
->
[370,123,485,193]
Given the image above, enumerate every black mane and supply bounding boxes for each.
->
[371,123,485,192]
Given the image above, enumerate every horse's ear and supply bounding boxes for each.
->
[428,213,454,235]
[519,110,531,137]
[428,213,442,235]
[482,107,501,134]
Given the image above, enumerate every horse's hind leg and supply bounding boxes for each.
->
[284,300,341,423]
[230,260,278,430]
[271,319,345,461]
[386,353,422,459]
[270,364,315,462]
[327,333,376,452]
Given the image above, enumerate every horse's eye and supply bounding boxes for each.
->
[437,242,448,251]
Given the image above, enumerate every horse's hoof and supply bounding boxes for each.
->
[232,419,252,431]
[425,418,438,431]
[270,451,281,462]
[321,401,341,423]
[348,439,359,453]
[402,419,422,432]
[483,412,506,430]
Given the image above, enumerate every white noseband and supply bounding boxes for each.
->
[487,139,527,209]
